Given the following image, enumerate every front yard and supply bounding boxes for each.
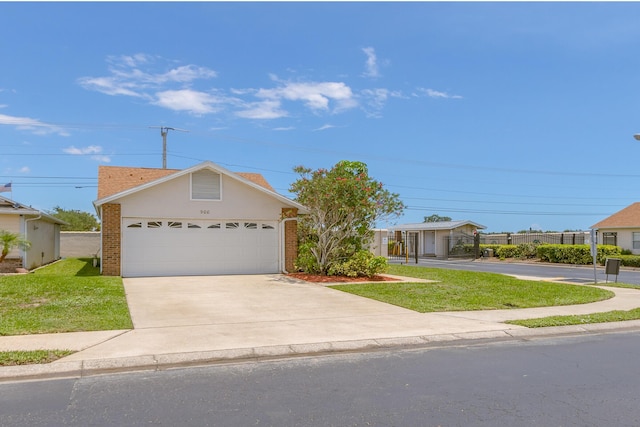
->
[330,264,614,313]
[0,258,132,336]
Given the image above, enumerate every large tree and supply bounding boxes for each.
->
[49,206,100,231]
[290,160,404,275]
[0,230,31,263]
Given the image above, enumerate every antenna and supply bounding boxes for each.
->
[149,126,189,168]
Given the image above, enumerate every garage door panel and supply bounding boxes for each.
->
[122,218,279,277]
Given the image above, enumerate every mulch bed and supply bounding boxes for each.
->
[287,272,396,283]
[0,259,23,274]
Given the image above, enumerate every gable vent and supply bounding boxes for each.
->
[191,170,221,200]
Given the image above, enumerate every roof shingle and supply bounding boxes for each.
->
[592,202,640,228]
[97,165,276,200]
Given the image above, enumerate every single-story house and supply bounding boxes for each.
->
[388,220,486,258]
[93,161,307,277]
[591,202,640,255]
[0,195,65,270]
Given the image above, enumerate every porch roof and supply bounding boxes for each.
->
[390,220,486,232]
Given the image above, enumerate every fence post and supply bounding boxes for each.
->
[474,233,480,259]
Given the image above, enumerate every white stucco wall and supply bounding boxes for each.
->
[117,174,286,220]
[599,228,640,255]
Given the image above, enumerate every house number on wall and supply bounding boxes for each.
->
[200,210,210,215]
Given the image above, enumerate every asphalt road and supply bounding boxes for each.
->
[2,332,640,426]
[391,257,640,285]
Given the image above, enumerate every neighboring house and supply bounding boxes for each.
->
[93,161,307,277]
[388,220,486,258]
[591,202,640,255]
[0,195,65,270]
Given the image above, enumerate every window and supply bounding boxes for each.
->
[602,232,617,246]
[127,222,142,228]
[633,232,640,249]
[207,223,221,229]
[244,222,258,229]
[191,170,221,200]
[261,224,275,230]
[188,223,201,229]
[226,222,239,229]
[147,221,162,228]
[168,221,182,229]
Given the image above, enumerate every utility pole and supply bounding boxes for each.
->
[149,126,189,168]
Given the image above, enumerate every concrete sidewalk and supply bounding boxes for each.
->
[2,274,640,382]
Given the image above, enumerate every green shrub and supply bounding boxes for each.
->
[479,244,501,256]
[295,242,323,274]
[329,250,388,277]
[537,244,621,265]
[620,255,640,268]
[449,243,475,256]
[496,245,519,259]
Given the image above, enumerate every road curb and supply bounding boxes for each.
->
[3,321,640,383]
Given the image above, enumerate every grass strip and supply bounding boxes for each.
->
[0,258,132,336]
[329,264,614,313]
[0,350,74,366]
[506,308,640,328]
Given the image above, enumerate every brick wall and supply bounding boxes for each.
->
[101,203,121,276]
[282,208,298,272]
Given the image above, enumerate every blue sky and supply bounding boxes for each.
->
[2,2,640,232]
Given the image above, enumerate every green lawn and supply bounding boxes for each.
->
[0,258,132,336]
[330,264,614,313]
[0,350,74,366]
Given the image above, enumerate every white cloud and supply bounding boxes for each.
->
[154,89,222,115]
[78,54,218,114]
[0,113,69,136]
[362,47,380,78]
[19,166,30,173]
[416,87,463,99]
[273,126,295,131]
[236,100,288,119]
[256,80,357,114]
[78,53,455,122]
[90,155,111,163]
[360,88,404,118]
[63,146,111,163]
[63,145,102,155]
[313,124,337,132]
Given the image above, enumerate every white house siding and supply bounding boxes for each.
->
[23,219,60,269]
[117,174,285,220]
[116,174,286,277]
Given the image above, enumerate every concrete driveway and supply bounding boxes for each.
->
[124,274,413,329]
[59,273,513,362]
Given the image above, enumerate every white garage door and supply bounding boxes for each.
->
[122,218,279,277]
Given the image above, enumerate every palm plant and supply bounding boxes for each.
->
[0,230,31,263]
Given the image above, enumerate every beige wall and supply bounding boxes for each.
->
[369,229,388,257]
[118,174,285,220]
[599,228,640,255]
[61,231,101,258]
[0,214,22,258]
